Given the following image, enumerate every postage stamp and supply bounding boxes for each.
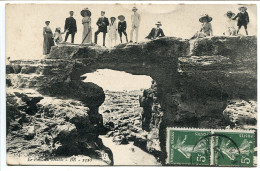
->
[166,128,255,166]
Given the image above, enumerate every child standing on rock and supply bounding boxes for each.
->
[233,6,249,35]
[118,15,128,43]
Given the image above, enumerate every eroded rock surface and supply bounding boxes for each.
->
[6,88,113,165]
[6,36,257,165]
[223,100,257,129]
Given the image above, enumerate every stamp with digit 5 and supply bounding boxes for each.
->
[166,128,256,166]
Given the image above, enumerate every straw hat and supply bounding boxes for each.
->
[238,6,247,11]
[199,14,212,23]
[81,8,91,17]
[155,21,162,26]
[132,7,138,11]
[118,15,125,20]
[224,11,235,18]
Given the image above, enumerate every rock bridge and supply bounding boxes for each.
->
[6,36,257,164]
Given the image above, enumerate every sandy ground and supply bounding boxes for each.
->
[100,136,161,166]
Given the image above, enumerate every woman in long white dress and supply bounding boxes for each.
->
[108,17,117,48]
[81,8,92,44]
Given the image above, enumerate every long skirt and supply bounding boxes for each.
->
[43,33,54,55]
[82,24,92,44]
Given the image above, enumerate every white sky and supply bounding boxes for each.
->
[6,4,257,60]
[83,69,153,91]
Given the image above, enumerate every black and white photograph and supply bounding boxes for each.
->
[1,1,258,167]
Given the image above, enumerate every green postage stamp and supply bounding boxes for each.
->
[167,128,256,166]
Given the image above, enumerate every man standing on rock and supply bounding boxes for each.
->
[95,11,109,46]
[64,11,77,43]
[130,7,141,43]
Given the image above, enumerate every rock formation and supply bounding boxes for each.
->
[6,36,257,165]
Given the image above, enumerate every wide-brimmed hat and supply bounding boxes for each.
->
[225,11,235,18]
[118,15,125,20]
[238,6,247,11]
[101,11,105,13]
[81,8,91,17]
[132,7,138,11]
[110,17,116,20]
[45,21,50,24]
[155,21,162,26]
[199,14,212,23]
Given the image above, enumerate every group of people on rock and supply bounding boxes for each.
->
[43,6,250,55]
[192,6,249,39]
[43,6,164,55]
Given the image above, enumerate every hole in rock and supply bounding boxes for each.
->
[83,69,161,165]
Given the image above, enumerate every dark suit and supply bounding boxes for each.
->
[94,17,109,46]
[146,28,165,39]
[64,17,77,43]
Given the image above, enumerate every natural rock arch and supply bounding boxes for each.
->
[6,36,257,164]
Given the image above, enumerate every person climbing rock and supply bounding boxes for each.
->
[88,107,107,135]
[139,89,153,132]
[152,105,162,129]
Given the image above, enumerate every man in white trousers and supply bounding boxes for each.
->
[130,7,141,43]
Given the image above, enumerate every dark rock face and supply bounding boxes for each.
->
[6,36,257,165]
[6,88,113,165]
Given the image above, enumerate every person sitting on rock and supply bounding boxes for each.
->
[191,14,213,39]
[223,11,237,36]
[146,21,165,39]
[54,27,65,44]
[233,6,249,35]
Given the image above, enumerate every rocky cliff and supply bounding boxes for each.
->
[6,36,257,165]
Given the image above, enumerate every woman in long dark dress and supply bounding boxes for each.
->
[43,21,54,55]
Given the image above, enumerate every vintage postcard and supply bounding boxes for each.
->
[5,2,257,166]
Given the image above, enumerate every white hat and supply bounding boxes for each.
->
[155,21,162,26]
